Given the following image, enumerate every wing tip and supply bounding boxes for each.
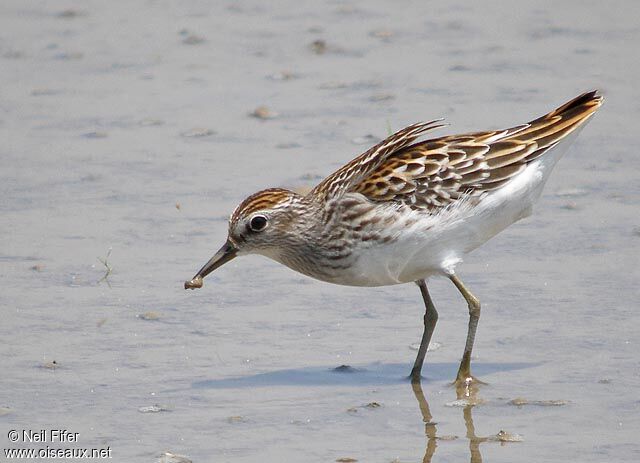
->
[581,89,604,107]
[554,89,604,115]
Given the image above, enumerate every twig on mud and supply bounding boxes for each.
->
[97,248,113,286]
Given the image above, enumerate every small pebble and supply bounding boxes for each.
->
[31,88,58,96]
[54,52,84,60]
[0,407,12,416]
[182,34,205,45]
[508,397,528,406]
[493,430,524,442]
[139,404,171,413]
[181,128,216,138]
[560,201,578,210]
[290,418,311,426]
[138,311,161,321]
[179,29,205,44]
[370,29,394,40]
[267,71,297,81]
[139,118,164,127]
[276,142,301,149]
[538,400,569,406]
[508,398,568,407]
[364,402,381,409]
[449,64,471,72]
[83,131,108,139]
[310,39,327,54]
[42,360,59,370]
[157,452,192,463]
[333,365,358,373]
[336,458,357,462]
[57,10,85,19]
[369,93,395,102]
[226,415,248,424]
[30,264,45,272]
[250,106,278,120]
[318,81,349,90]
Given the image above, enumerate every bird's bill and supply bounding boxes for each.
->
[184,240,238,290]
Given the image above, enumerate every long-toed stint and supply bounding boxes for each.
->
[185,91,603,385]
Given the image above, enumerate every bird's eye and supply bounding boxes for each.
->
[249,215,268,232]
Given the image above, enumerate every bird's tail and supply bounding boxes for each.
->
[510,90,604,166]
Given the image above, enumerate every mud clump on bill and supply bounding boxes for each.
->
[184,276,203,290]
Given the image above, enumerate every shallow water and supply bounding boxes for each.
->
[1,1,639,461]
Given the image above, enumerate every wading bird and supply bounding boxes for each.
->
[185,91,603,385]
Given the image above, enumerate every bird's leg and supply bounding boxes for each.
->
[449,274,485,388]
[410,279,438,383]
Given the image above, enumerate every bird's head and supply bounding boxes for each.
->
[184,188,306,289]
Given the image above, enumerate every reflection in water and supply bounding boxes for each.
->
[411,382,438,462]
[411,381,489,463]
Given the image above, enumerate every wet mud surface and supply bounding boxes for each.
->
[1,1,639,461]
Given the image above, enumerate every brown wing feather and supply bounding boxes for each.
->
[308,120,447,202]
[351,91,603,212]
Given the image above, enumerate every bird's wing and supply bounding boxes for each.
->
[308,120,447,202]
[338,91,603,212]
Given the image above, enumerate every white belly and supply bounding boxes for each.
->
[328,157,559,287]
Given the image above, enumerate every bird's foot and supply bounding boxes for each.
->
[451,372,486,399]
[408,369,424,384]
